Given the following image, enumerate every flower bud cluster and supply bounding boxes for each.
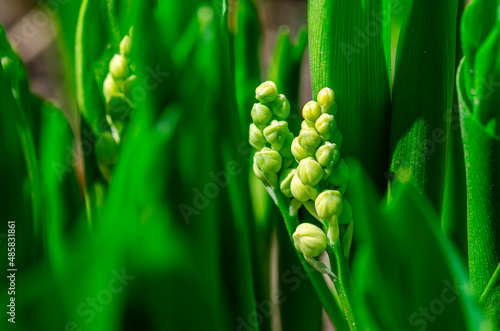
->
[250,81,294,187]
[282,88,348,207]
[103,27,136,102]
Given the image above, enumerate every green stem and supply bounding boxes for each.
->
[328,241,357,331]
[272,188,349,331]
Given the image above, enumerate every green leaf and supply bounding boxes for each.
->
[308,0,391,191]
[480,263,500,327]
[390,0,458,212]
[349,160,487,331]
[233,0,261,133]
[457,59,500,302]
[267,26,307,133]
[0,25,43,245]
[38,103,82,276]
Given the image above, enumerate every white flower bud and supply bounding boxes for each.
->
[254,147,282,175]
[302,101,322,123]
[253,159,278,187]
[121,75,136,95]
[315,190,343,221]
[315,113,336,138]
[263,120,289,151]
[291,137,309,162]
[109,54,129,79]
[120,35,132,57]
[103,73,122,101]
[271,94,290,119]
[280,168,296,198]
[297,157,324,186]
[301,120,315,130]
[298,128,321,155]
[293,223,327,257]
[315,142,340,167]
[249,123,266,151]
[317,87,335,112]
[291,173,310,202]
[256,81,278,103]
[251,103,273,130]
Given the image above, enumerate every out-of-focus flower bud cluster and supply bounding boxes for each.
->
[103,27,136,102]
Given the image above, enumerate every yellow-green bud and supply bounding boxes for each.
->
[298,128,321,155]
[121,75,136,95]
[315,113,336,139]
[103,73,122,101]
[271,94,290,119]
[329,159,348,187]
[291,173,310,202]
[315,142,340,167]
[280,168,296,198]
[95,132,119,166]
[317,87,335,112]
[253,161,278,187]
[254,147,282,175]
[120,35,132,57]
[302,101,321,123]
[338,198,352,224]
[251,103,273,129]
[263,120,289,151]
[109,54,129,79]
[255,81,278,103]
[301,120,315,130]
[293,223,327,257]
[297,157,324,186]
[249,123,266,151]
[315,190,343,221]
[291,137,309,162]
[279,133,294,159]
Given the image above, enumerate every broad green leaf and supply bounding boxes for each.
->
[390,0,458,212]
[308,0,391,192]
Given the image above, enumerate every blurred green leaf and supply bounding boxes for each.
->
[0,25,43,246]
[308,0,391,192]
[349,160,487,331]
[390,0,458,212]
[481,263,500,327]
